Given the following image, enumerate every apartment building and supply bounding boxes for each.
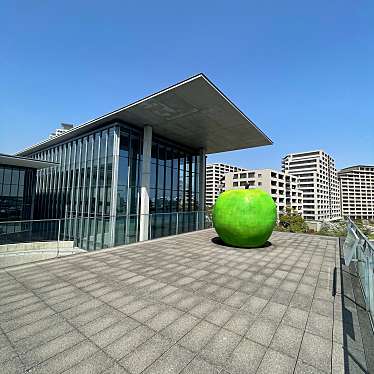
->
[206,163,248,206]
[282,150,341,221]
[224,169,303,218]
[338,165,374,220]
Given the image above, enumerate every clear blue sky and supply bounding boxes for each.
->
[0,1,373,170]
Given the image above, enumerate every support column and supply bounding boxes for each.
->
[109,127,120,247]
[198,148,206,229]
[139,125,152,241]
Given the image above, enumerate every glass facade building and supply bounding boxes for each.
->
[28,123,203,250]
[15,74,272,251]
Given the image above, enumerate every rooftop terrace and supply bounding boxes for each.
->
[0,229,372,373]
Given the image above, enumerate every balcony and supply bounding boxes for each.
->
[0,229,372,373]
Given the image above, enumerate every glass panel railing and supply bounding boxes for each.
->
[0,211,213,267]
[344,218,374,328]
[0,218,81,268]
[149,210,212,240]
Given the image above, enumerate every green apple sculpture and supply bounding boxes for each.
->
[212,188,276,248]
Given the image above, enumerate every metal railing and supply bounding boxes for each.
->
[0,218,80,268]
[343,218,374,328]
[0,210,213,267]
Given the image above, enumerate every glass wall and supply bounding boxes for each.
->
[0,166,35,222]
[0,165,36,242]
[31,125,117,250]
[115,127,142,245]
[29,122,203,250]
[148,138,201,239]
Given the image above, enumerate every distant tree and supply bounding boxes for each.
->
[278,207,309,233]
[354,219,371,237]
[318,221,346,237]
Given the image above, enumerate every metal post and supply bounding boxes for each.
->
[198,149,206,230]
[57,219,61,257]
[176,212,179,235]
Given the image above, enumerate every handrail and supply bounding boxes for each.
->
[344,218,374,330]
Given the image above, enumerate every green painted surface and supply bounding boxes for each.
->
[212,188,277,248]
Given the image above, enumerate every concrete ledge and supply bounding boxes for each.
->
[0,241,74,253]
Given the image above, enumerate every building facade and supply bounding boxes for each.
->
[224,169,303,218]
[0,154,55,244]
[25,125,203,250]
[16,74,272,250]
[0,154,54,222]
[282,150,341,221]
[338,165,374,220]
[206,163,248,206]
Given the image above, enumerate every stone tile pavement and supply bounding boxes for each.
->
[0,229,369,373]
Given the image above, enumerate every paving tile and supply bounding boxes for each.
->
[20,330,86,369]
[224,291,249,308]
[225,337,266,374]
[62,350,115,374]
[181,355,220,374]
[259,301,287,323]
[256,349,296,374]
[142,344,194,374]
[294,360,325,374]
[161,313,199,342]
[306,312,333,340]
[290,293,313,312]
[298,332,332,373]
[189,300,217,318]
[145,308,183,332]
[205,307,234,327]
[255,286,276,300]
[13,319,74,354]
[200,328,241,365]
[179,320,220,352]
[120,333,173,374]
[78,313,122,337]
[246,317,278,347]
[0,356,26,374]
[240,296,267,315]
[0,345,17,364]
[270,323,304,358]
[1,307,56,333]
[175,295,202,311]
[311,298,333,318]
[104,324,154,360]
[102,362,131,373]
[90,318,140,348]
[270,289,294,306]
[28,340,98,373]
[282,307,309,330]
[223,311,256,336]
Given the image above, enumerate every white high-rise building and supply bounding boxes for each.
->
[49,123,74,139]
[206,163,247,206]
[282,150,341,221]
[338,165,374,220]
[224,169,303,218]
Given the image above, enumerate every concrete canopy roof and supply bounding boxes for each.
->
[0,154,57,169]
[17,74,272,156]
